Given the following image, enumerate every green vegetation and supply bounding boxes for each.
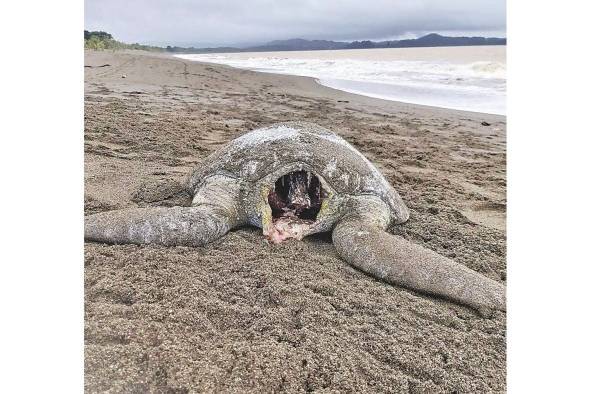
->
[84,30,239,53]
[84,30,164,52]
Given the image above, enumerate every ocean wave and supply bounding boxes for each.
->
[176,52,506,115]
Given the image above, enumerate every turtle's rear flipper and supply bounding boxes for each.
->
[332,215,506,314]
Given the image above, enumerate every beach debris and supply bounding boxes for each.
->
[85,122,505,315]
[121,74,126,78]
[84,64,111,68]
[481,121,491,126]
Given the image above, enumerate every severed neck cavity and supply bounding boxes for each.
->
[266,170,324,243]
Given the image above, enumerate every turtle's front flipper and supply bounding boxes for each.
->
[85,205,237,247]
[85,175,242,247]
[332,202,505,313]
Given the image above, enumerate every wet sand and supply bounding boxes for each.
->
[84,50,506,393]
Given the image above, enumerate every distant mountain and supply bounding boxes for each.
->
[388,33,506,48]
[247,38,348,52]
[165,33,506,53]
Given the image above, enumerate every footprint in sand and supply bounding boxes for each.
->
[462,202,506,231]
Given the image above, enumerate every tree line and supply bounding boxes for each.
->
[84,30,164,51]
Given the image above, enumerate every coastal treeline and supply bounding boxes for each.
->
[84,30,163,51]
[83,30,227,53]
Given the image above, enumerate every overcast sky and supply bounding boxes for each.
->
[85,0,506,47]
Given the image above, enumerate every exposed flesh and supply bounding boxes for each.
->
[266,171,323,243]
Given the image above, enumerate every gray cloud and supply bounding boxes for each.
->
[85,0,506,47]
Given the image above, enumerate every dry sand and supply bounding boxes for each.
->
[84,50,506,393]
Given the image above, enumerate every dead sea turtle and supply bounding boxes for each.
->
[85,122,505,313]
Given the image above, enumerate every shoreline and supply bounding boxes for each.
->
[315,77,505,115]
[173,47,506,116]
[85,50,506,392]
[169,51,505,120]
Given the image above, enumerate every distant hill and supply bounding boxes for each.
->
[166,33,506,53]
[389,33,506,48]
[84,31,506,54]
[246,38,348,52]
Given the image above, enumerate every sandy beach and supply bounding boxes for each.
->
[84,50,506,393]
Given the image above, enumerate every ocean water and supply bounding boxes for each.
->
[176,46,506,115]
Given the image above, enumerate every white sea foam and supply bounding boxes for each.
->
[176,46,506,115]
